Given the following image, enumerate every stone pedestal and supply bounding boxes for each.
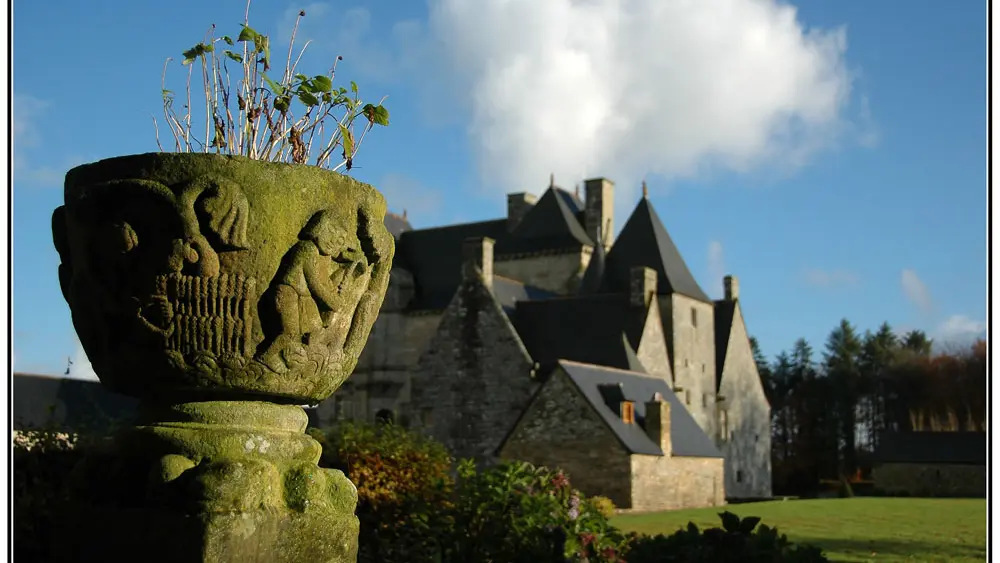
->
[60,402,359,563]
[51,153,394,563]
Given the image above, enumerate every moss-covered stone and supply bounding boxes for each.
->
[52,152,394,404]
[60,402,361,562]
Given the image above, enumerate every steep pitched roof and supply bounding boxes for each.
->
[493,276,559,315]
[579,226,607,295]
[392,187,592,310]
[600,198,710,302]
[874,432,986,466]
[559,361,723,457]
[713,299,737,387]
[512,294,647,371]
[510,187,594,250]
[13,373,138,431]
[384,212,412,239]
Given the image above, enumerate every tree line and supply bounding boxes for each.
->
[749,320,987,495]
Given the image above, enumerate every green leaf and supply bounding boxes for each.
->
[297,90,319,106]
[340,124,354,158]
[350,80,359,95]
[322,92,333,104]
[313,75,333,93]
[738,516,761,535]
[237,25,259,43]
[262,74,285,95]
[372,105,390,126]
[719,511,740,533]
[224,50,243,63]
[273,96,291,113]
[221,35,234,46]
[162,89,174,100]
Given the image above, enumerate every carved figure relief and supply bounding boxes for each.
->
[258,210,372,373]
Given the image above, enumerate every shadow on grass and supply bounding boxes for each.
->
[797,536,986,562]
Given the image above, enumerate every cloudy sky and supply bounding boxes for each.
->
[13,0,986,379]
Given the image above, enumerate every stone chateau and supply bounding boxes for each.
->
[316,177,773,510]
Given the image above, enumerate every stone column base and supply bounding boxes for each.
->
[57,401,359,563]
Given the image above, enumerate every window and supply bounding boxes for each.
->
[685,390,691,405]
[702,393,707,408]
[621,401,635,424]
[334,396,354,421]
[702,363,705,373]
[719,410,728,438]
[754,434,759,443]
[691,308,698,327]
[736,470,744,483]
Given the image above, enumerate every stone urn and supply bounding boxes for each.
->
[50,152,393,563]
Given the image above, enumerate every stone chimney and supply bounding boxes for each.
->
[584,178,614,250]
[644,392,671,456]
[506,192,537,232]
[463,237,495,289]
[630,266,658,308]
[724,275,739,301]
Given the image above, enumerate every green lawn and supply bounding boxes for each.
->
[612,498,987,563]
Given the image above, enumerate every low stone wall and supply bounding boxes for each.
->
[873,462,986,498]
[629,454,725,512]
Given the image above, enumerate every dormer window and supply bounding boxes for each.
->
[621,400,635,424]
[691,308,698,327]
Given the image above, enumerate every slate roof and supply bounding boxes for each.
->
[384,212,413,239]
[494,276,559,315]
[713,299,737,387]
[599,198,711,303]
[559,361,723,458]
[13,372,138,431]
[512,294,647,371]
[393,186,594,310]
[579,225,607,295]
[874,432,986,466]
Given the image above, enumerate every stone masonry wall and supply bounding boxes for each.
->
[635,303,673,385]
[500,369,633,508]
[494,250,590,295]
[410,272,537,462]
[662,294,717,439]
[718,304,773,499]
[629,454,725,512]
[873,463,986,498]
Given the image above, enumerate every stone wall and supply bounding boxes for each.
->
[662,294,717,439]
[500,369,633,508]
[629,454,725,512]
[873,463,987,498]
[494,250,590,295]
[717,304,773,499]
[635,303,673,384]
[410,271,537,462]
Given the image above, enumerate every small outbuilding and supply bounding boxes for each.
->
[872,431,986,498]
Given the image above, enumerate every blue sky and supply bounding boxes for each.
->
[12,0,987,378]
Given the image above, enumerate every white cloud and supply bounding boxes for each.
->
[65,337,99,381]
[406,0,856,197]
[901,269,933,313]
[13,92,47,148]
[707,240,726,298]
[803,268,859,288]
[935,315,987,343]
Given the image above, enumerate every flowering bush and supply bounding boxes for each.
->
[443,460,628,563]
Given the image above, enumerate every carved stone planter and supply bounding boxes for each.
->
[51,152,393,563]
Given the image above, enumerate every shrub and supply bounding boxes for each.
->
[590,495,617,519]
[442,460,629,563]
[310,422,455,563]
[623,511,829,563]
[13,430,85,563]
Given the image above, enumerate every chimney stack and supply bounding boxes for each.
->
[644,392,671,456]
[630,266,658,308]
[584,178,614,250]
[506,193,537,232]
[724,275,739,301]
[462,237,495,289]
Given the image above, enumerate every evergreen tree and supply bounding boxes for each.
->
[823,319,863,476]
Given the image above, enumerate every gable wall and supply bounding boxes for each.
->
[717,304,773,498]
[500,370,633,508]
[630,454,725,511]
[409,274,537,462]
[494,249,591,295]
[635,303,673,384]
[662,294,718,440]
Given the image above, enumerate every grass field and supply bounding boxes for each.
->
[612,498,987,563]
